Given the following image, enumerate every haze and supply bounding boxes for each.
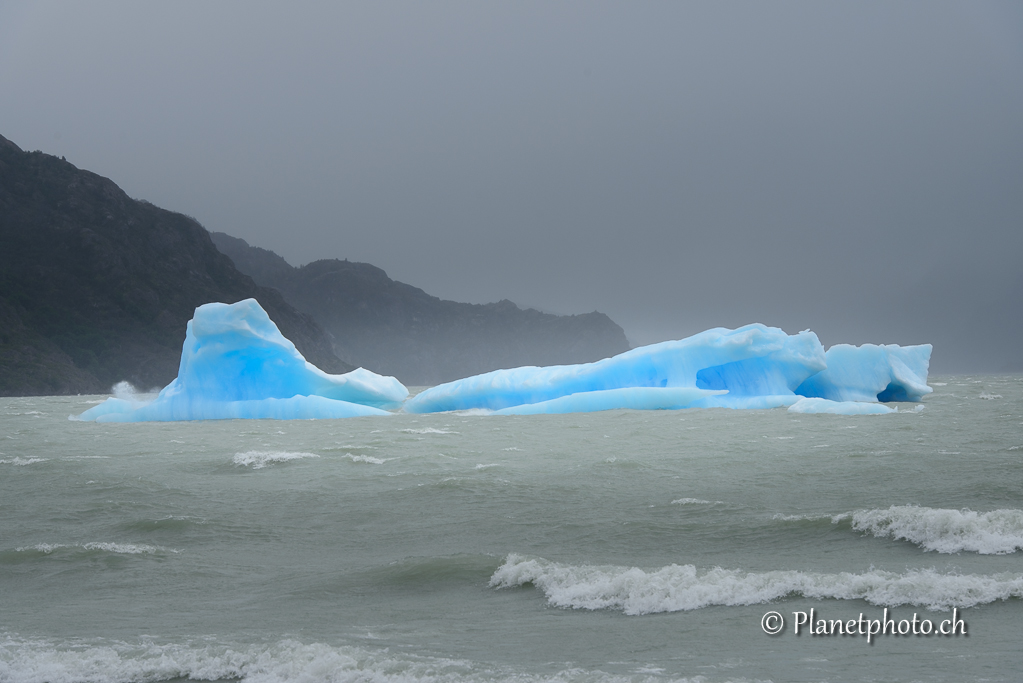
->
[2,2,1020,372]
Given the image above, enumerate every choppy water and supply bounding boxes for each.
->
[1,375,1021,683]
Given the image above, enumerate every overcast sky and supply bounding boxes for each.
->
[2,1,1021,371]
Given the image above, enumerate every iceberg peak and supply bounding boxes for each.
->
[77,299,408,422]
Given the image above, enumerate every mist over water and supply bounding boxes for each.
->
[1,375,1021,682]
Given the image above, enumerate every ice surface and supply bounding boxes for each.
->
[405,325,932,415]
[795,343,932,403]
[76,299,407,422]
[405,324,826,414]
[492,387,726,415]
[788,397,896,415]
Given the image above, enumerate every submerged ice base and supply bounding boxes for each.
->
[77,299,408,422]
[788,398,896,415]
[405,324,932,416]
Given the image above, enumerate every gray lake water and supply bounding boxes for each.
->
[2,375,1021,683]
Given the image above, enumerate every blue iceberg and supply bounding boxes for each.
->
[795,343,933,403]
[493,387,727,415]
[404,324,932,416]
[405,324,828,414]
[77,299,408,422]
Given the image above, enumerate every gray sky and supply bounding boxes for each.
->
[2,1,1021,372]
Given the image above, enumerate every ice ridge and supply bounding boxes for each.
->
[405,324,932,415]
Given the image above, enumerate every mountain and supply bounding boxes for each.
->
[210,232,631,386]
[0,134,349,396]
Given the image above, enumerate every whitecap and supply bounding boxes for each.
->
[15,542,176,555]
[979,393,1002,400]
[345,453,389,465]
[490,554,1023,614]
[0,634,715,683]
[232,451,320,469]
[670,498,718,506]
[0,457,48,466]
[773,513,833,522]
[842,506,1023,554]
[400,427,459,435]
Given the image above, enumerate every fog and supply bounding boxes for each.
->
[2,1,1020,371]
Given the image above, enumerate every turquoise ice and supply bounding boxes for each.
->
[795,343,933,403]
[404,324,932,415]
[76,299,408,422]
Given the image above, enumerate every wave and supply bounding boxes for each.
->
[0,634,719,683]
[0,457,48,466]
[400,427,459,435]
[670,499,721,506]
[345,453,390,464]
[233,451,320,469]
[837,506,1023,554]
[12,543,177,556]
[489,554,1023,615]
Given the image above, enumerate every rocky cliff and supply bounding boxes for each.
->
[0,134,349,396]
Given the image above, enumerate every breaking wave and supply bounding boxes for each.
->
[0,457,48,466]
[0,634,717,683]
[14,543,176,556]
[400,428,459,435]
[345,453,390,464]
[489,554,1023,615]
[233,451,320,469]
[838,506,1023,554]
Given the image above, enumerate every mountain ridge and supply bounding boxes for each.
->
[0,134,349,396]
[210,232,631,385]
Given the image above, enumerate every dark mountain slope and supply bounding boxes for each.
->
[211,232,631,385]
[0,134,349,396]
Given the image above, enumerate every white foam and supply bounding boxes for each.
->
[670,498,718,506]
[111,381,152,404]
[0,635,714,683]
[15,543,175,555]
[839,506,1023,554]
[0,457,48,466]
[400,428,459,435]
[773,513,833,522]
[474,464,500,470]
[979,392,1002,399]
[490,554,1023,614]
[233,451,320,469]
[345,453,389,465]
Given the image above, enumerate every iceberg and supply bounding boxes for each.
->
[77,299,408,422]
[795,343,933,403]
[492,387,727,415]
[404,325,932,416]
[405,324,827,414]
